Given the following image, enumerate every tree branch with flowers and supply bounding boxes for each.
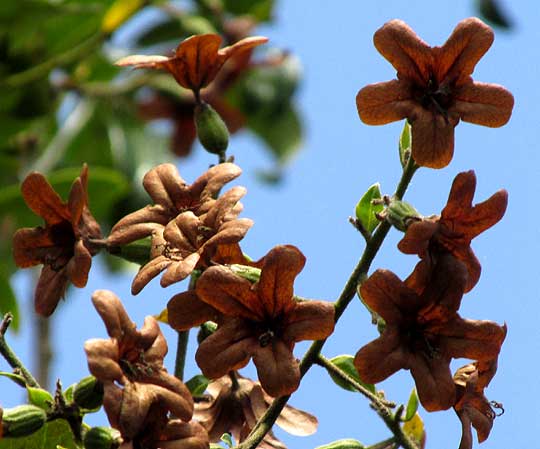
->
[0,8,513,449]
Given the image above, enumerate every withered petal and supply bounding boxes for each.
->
[196,318,258,379]
[160,420,210,449]
[66,239,92,287]
[160,253,201,287]
[282,300,335,343]
[457,409,474,449]
[354,329,408,384]
[356,80,415,125]
[202,218,253,256]
[196,266,263,320]
[397,219,439,257]
[132,256,172,295]
[218,36,269,64]
[91,290,136,340]
[203,186,247,229]
[165,212,201,250]
[138,316,163,353]
[436,17,494,86]
[257,245,306,317]
[34,266,68,316]
[452,82,514,127]
[108,207,169,246]
[252,340,300,397]
[452,245,481,293]
[167,290,220,331]
[443,170,477,218]
[12,227,54,268]
[84,339,123,381]
[115,54,170,69]
[410,352,455,411]
[410,108,458,169]
[373,19,432,85]
[143,163,187,210]
[21,172,70,225]
[191,162,242,203]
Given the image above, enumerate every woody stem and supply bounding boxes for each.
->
[0,313,40,388]
[236,156,419,449]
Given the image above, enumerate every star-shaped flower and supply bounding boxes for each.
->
[190,245,335,397]
[354,254,506,411]
[398,170,507,292]
[84,290,194,442]
[356,18,514,168]
[194,373,317,449]
[116,34,268,96]
[12,165,102,316]
[108,162,242,247]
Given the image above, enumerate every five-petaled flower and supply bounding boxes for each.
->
[108,162,242,247]
[398,170,507,293]
[354,254,506,411]
[12,165,102,316]
[356,17,514,168]
[115,33,268,98]
[194,373,317,449]
[176,245,335,397]
[84,290,202,446]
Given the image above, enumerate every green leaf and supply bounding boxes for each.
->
[326,355,375,393]
[26,387,54,411]
[355,183,384,234]
[0,419,81,449]
[404,388,419,421]
[220,433,233,448]
[315,439,365,449]
[399,120,411,167]
[0,271,19,332]
[222,0,275,22]
[477,0,512,29]
[185,374,210,397]
[402,413,425,448]
[0,371,27,388]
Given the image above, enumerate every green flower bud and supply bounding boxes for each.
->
[83,426,122,449]
[197,321,218,344]
[73,376,104,410]
[1,405,47,437]
[386,199,421,232]
[194,102,229,156]
[230,264,261,283]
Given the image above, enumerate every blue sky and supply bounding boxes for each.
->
[4,1,540,448]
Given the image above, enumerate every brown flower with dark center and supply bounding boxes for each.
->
[12,164,102,316]
[453,358,503,449]
[115,34,268,96]
[354,254,506,411]
[108,162,242,247]
[84,290,194,442]
[194,373,317,449]
[398,170,507,293]
[131,186,252,294]
[356,18,514,168]
[191,245,335,397]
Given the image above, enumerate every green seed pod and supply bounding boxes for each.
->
[73,375,104,410]
[386,199,421,232]
[1,405,47,437]
[194,102,229,156]
[83,426,122,449]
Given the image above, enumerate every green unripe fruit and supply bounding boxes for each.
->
[386,199,421,232]
[194,102,229,156]
[1,405,47,437]
[83,426,122,449]
[73,375,104,410]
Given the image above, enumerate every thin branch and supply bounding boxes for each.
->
[0,313,40,388]
[236,156,419,449]
[174,330,189,381]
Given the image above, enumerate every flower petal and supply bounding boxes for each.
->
[252,340,300,397]
[91,290,135,340]
[373,19,432,85]
[12,227,54,267]
[132,255,172,295]
[410,352,455,411]
[66,239,92,287]
[167,290,220,331]
[21,173,69,225]
[397,219,439,257]
[160,252,201,287]
[84,338,123,381]
[257,245,306,317]
[34,266,68,316]
[356,80,414,125]
[282,300,335,343]
[115,54,170,69]
[192,162,242,203]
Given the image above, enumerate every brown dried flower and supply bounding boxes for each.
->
[84,290,194,442]
[115,34,268,96]
[191,245,335,397]
[354,254,506,411]
[356,18,514,168]
[131,186,252,294]
[398,170,508,292]
[108,162,242,247]
[194,373,317,449]
[12,164,102,316]
[453,359,503,449]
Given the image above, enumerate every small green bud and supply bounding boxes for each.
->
[83,426,122,449]
[1,405,47,437]
[386,199,421,232]
[194,102,229,156]
[197,321,218,344]
[73,376,104,410]
[230,264,261,283]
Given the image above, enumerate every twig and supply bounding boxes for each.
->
[174,331,189,381]
[236,156,419,449]
[0,313,40,388]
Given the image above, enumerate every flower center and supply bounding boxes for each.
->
[417,76,453,120]
[46,221,76,270]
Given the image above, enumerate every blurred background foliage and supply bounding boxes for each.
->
[0,0,513,327]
